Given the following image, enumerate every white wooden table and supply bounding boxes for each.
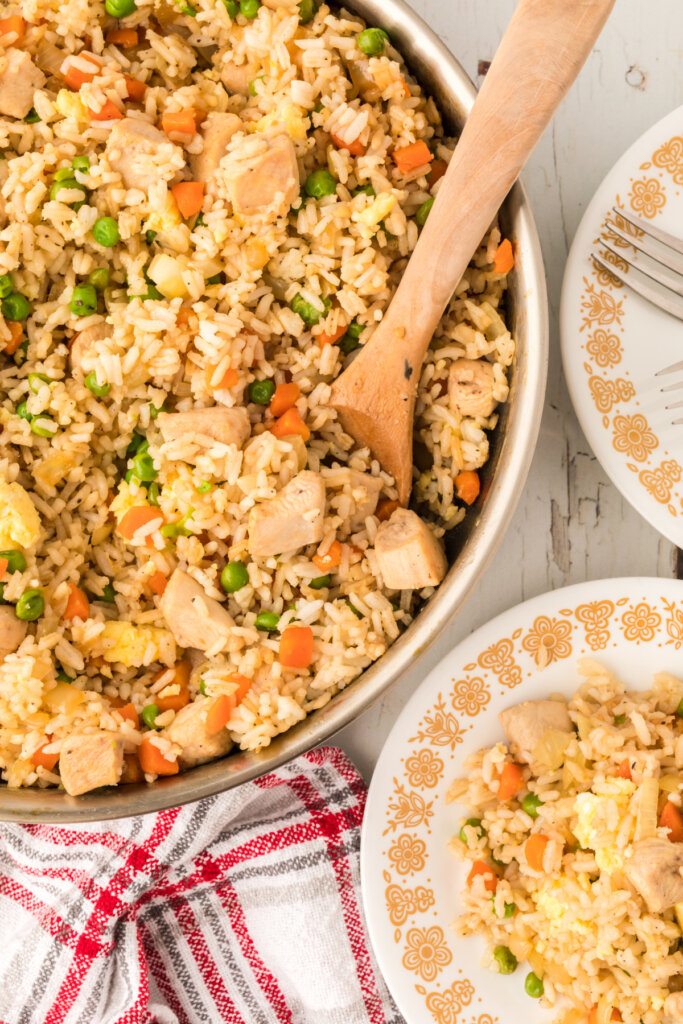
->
[338,0,683,780]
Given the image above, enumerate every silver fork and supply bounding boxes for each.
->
[593,207,683,425]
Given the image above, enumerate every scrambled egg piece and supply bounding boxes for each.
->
[254,102,307,140]
[55,89,87,122]
[144,193,189,254]
[573,778,636,873]
[100,621,175,667]
[356,192,396,228]
[535,881,592,937]
[0,479,41,549]
[33,451,76,490]
[110,480,148,524]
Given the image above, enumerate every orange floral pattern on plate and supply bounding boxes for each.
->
[410,696,463,750]
[424,979,475,1024]
[384,878,434,926]
[620,601,662,642]
[387,832,427,875]
[662,597,683,649]
[575,600,615,650]
[638,460,682,505]
[521,615,573,668]
[585,328,622,368]
[612,413,658,463]
[629,176,666,218]
[588,374,635,414]
[402,925,452,982]
[477,638,522,689]
[385,781,434,834]
[652,135,683,185]
[405,748,444,789]
[580,281,624,332]
[591,248,629,287]
[451,676,490,716]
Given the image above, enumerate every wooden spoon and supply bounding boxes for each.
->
[329,0,615,505]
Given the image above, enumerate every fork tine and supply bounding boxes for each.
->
[613,206,683,257]
[665,399,683,410]
[604,217,683,277]
[655,359,683,377]
[590,252,683,321]
[660,380,683,393]
[600,239,683,297]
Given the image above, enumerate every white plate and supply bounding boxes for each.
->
[361,577,683,1024]
[561,106,683,547]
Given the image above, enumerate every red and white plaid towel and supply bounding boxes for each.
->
[0,746,403,1024]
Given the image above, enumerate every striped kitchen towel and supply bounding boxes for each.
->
[0,746,404,1024]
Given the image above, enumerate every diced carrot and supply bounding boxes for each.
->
[279,625,315,669]
[0,558,8,582]
[227,673,251,707]
[176,307,193,327]
[330,132,366,157]
[138,734,179,776]
[107,28,139,46]
[615,758,632,780]
[148,571,167,595]
[376,498,400,522]
[0,14,25,43]
[215,367,238,389]
[455,470,480,506]
[313,540,342,573]
[115,702,139,728]
[660,800,683,842]
[3,321,24,355]
[466,859,498,893]
[124,75,147,102]
[317,321,348,347]
[271,407,310,441]
[205,694,235,735]
[63,583,90,622]
[270,381,300,417]
[171,181,204,219]
[587,1010,621,1024]
[497,761,525,800]
[525,833,550,871]
[90,99,123,121]
[31,742,59,771]
[398,77,410,98]
[107,694,125,708]
[117,506,164,541]
[63,57,101,90]
[155,659,191,713]
[493,238,515,275]
[161,109,198,137]
[392,140,432,174]
[429,158,448,187]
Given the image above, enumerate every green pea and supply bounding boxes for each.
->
[524,972,544,998]
[416,197,435,226]
[141,703,160,729]
[206,273,223,285]
[240,0,260,17]
[305,169,337,199]
[493,945,517,975]
[16,401,31,421]
[346,318,365,340]
[149,402,167,420]
[291,292,330,327]
[347,600,363,619]
[255,610,280,631]
[105,0,137,16]
[0,550,26,574]
[127,432,147,456]
[160,509,193,538]
[145,230,158,246]
[147,481,160,506]
[309,574,331,590]
[69,284,97,317]
[88,268,109,292]
[248,379,275,405]
[339,320,364,354]
[199,678,209,696]
[491,897,516,918]
[24,108,40,124]
[357,27,388,56]
[222,0,239,13]
[221,561,249,594]
[0,273,13,298]
[56,667,75,682]
[131,451,157,482]
[30,417,58,438]
[459,817,486,843]
[54,167,75,182]
[92,216,120,247]
[72,156,90,173]
[521,793,543,819]
[2,292,30,321]
[352,184,375,197]
[614,713,626,725]
[298,0,318,22]
[196,480,212,493]
[28,372,51,394]
[101,582,117,603]
[49,178,87,208]
[15,588,44,621]
[248,75,265,96]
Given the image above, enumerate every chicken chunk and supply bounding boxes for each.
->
[0,49,45,120]
[157,406,250,458]
[106,117,182,192]
[0,607,26,662]
[347,470,383,530]
[624,838,683,913]
[224,133,299,220]
[448,358,498,420]
[190,112,242,193]
[249,470,325,557]
[220,60,260,96]
[161,698,233,768]
[59,732,123,796]
[159,568,239,654]
[374,508,447,590]
[69,322,112,378]
[499,699,573,769]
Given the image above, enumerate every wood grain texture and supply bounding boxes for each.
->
[338,0,681,781]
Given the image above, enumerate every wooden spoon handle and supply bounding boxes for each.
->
[380,0,615,367]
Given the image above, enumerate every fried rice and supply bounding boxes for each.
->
[0,0,514,792]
